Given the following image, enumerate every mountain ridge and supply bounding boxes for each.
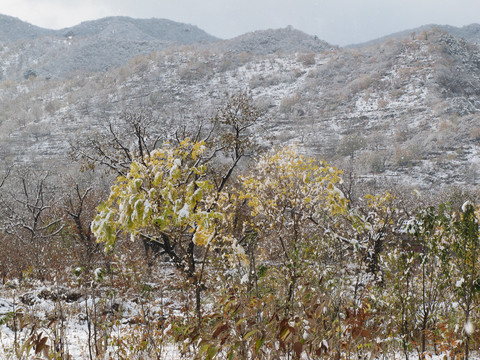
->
[0,15,337,80]
[0,14,55,42]
[347,23,480,48]
[0,15,220,79]
[58,16,218,43]
[2,13,480,49]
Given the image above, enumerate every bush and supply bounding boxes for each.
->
[296,52,316,66]
[279,93,300,113]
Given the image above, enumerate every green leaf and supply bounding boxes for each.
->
[206,346,218,360]
[0,312,15,326]
[235,317,248,327]
[280,327,291,341]
[255,338,265,353]
[244,329,259,340]
[199,344,210,356]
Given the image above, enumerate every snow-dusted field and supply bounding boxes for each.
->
[0,271,184,359]
[2,285,480,360]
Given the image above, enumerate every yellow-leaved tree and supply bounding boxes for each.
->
[240,146,348,314]
[91,139,223,321]
[191,147,350,359]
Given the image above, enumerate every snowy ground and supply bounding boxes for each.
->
[0,264,185,360]
[0,286,181,359]
[1,282,480,359]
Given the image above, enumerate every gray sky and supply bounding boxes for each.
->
[0,0,479,45]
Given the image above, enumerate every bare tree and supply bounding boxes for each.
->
[210,92,266,192]
[64,183,105,270]
[0,169,64,280]
[71,110,169,177]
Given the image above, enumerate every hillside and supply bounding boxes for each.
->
[0,16,218,79]
[0,17,479,191]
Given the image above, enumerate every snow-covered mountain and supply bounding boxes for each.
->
[0,16,479,190]
[0,15,218,79]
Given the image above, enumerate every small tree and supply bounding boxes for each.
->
[187,147,348,359]
[63,183,104,270]
[447,202,480,359]
[409,205,450,355]
[92,139,223,323]
[241,148,348,358]
[240,146,347,320]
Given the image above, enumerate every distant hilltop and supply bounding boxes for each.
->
[0,15,337,79]
[0,14,217,43]
[216,27,335,55]
[347,23,480,47]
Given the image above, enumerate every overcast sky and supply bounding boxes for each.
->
[0,0,479,45]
